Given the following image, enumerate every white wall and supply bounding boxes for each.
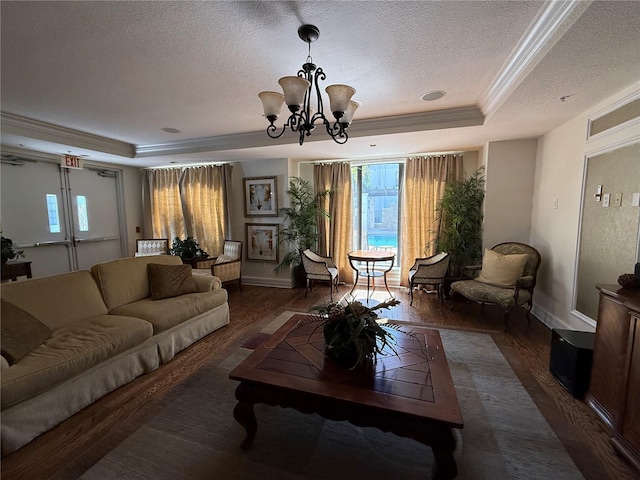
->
[530,82,640,331]
[483,139,537,249]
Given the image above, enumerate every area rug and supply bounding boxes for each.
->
[79,311,585,480]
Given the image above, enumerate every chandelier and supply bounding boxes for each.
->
[258,24,360,146]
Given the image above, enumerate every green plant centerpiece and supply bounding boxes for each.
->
[433,169,485,278]
[306,297,408,370]
[1,235,24,264]
[169,236,208,261]
[275,177,330,285]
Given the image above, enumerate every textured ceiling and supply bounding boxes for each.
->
[1,1,639,167]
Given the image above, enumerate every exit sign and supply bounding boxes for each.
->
[61,155,83,169]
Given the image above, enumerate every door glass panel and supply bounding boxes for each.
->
[76,195,89,231]
[46,194,61,233]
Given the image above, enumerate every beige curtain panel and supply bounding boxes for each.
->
[142,164,230,257]
[399,154,463,286]
[314,162,354,285]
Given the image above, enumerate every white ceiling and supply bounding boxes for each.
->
[1,1,639,168]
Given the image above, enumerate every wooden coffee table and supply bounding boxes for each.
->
[229,315,464,479]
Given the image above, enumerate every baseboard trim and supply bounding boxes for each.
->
[532,305,595,332]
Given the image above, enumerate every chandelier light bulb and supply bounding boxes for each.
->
[258,91,285,122]
[325,84,356,120]
[341,100,362,125]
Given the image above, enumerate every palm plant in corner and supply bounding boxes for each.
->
[304,297,421,370]
[274,177,330,287]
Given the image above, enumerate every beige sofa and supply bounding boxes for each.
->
[0,255,229,456]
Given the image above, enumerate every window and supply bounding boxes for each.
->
[45,194,61,233]
[351,163,402,261]
[76,195,89,231]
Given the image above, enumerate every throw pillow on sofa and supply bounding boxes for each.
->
[148,263,198,300]
[476,249,529,288]
[1,299,52,365]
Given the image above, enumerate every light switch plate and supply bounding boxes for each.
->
[633,193,640,207]
[603,193,610,207]
[614,193,622,207]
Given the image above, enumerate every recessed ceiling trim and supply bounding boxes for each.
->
[480,0,593,120]
[0,112,136,158]
[135,106,484,158]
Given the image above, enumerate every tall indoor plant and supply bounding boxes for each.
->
[275,177,330,284]
[433,169,485,278]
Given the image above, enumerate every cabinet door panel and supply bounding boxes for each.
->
[621,316,640,456]
[588,294,630,428]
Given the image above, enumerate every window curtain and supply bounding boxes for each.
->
[142,168,186,242]
[179,166,226,256]
[399,154,463,286]
[142,164,232,256]
[314,162,354,284]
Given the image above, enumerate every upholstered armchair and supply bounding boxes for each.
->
[191,240,242,291]
[212,240,242,290]
[301,249,339,301]
[134,238,169,257]
[450,242,541,331]
[408,252,450,306]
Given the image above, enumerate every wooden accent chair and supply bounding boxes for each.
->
[450,242,541,331]
[301,249,339,301]
[134,238,169,256]
[408,252,450,306]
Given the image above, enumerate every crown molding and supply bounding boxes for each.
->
[1,112,136,158]
[135,106,484,158]
[480,0,593,120]
[2,105,484,159]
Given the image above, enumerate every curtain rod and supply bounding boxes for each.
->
[307,150,467,165]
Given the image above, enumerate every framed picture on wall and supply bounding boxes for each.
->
[246,223,279,263]
[243,176,278,217]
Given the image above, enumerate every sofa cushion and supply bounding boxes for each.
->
[476,249,529,288]
[91,255,184,310]
[0,270,108,331]
[110,289,228,334]
[148,263,197,300]
[1,300,52,365]
[1,315,153,409]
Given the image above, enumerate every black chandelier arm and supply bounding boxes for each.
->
[313,67,326,115]
[325,120,349,144]
[266,122,287,139]
[266,112,307,139]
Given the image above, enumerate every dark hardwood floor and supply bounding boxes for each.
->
[1,284,636,480]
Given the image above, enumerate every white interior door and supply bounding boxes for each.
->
[66,168,124,270]
[1,158,125,277]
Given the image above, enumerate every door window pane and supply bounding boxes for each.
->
[76,195,89,231]
[46,194,61,233]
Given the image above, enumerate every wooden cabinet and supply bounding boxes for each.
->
[587,284,640,473]
[1,261,32,281]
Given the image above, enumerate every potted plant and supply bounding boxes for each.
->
[1,235,24,264]
[274,177,330,286]
[432,169,485,279]
[169,236,208,261]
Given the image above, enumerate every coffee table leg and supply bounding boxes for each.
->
[430,428,458,480]
[233,400,256,450]
[431,448,457,479]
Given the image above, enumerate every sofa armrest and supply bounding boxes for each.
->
[191,272,221,292]
[516,275,534,289]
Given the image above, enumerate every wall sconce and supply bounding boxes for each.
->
[594,184,602,201]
